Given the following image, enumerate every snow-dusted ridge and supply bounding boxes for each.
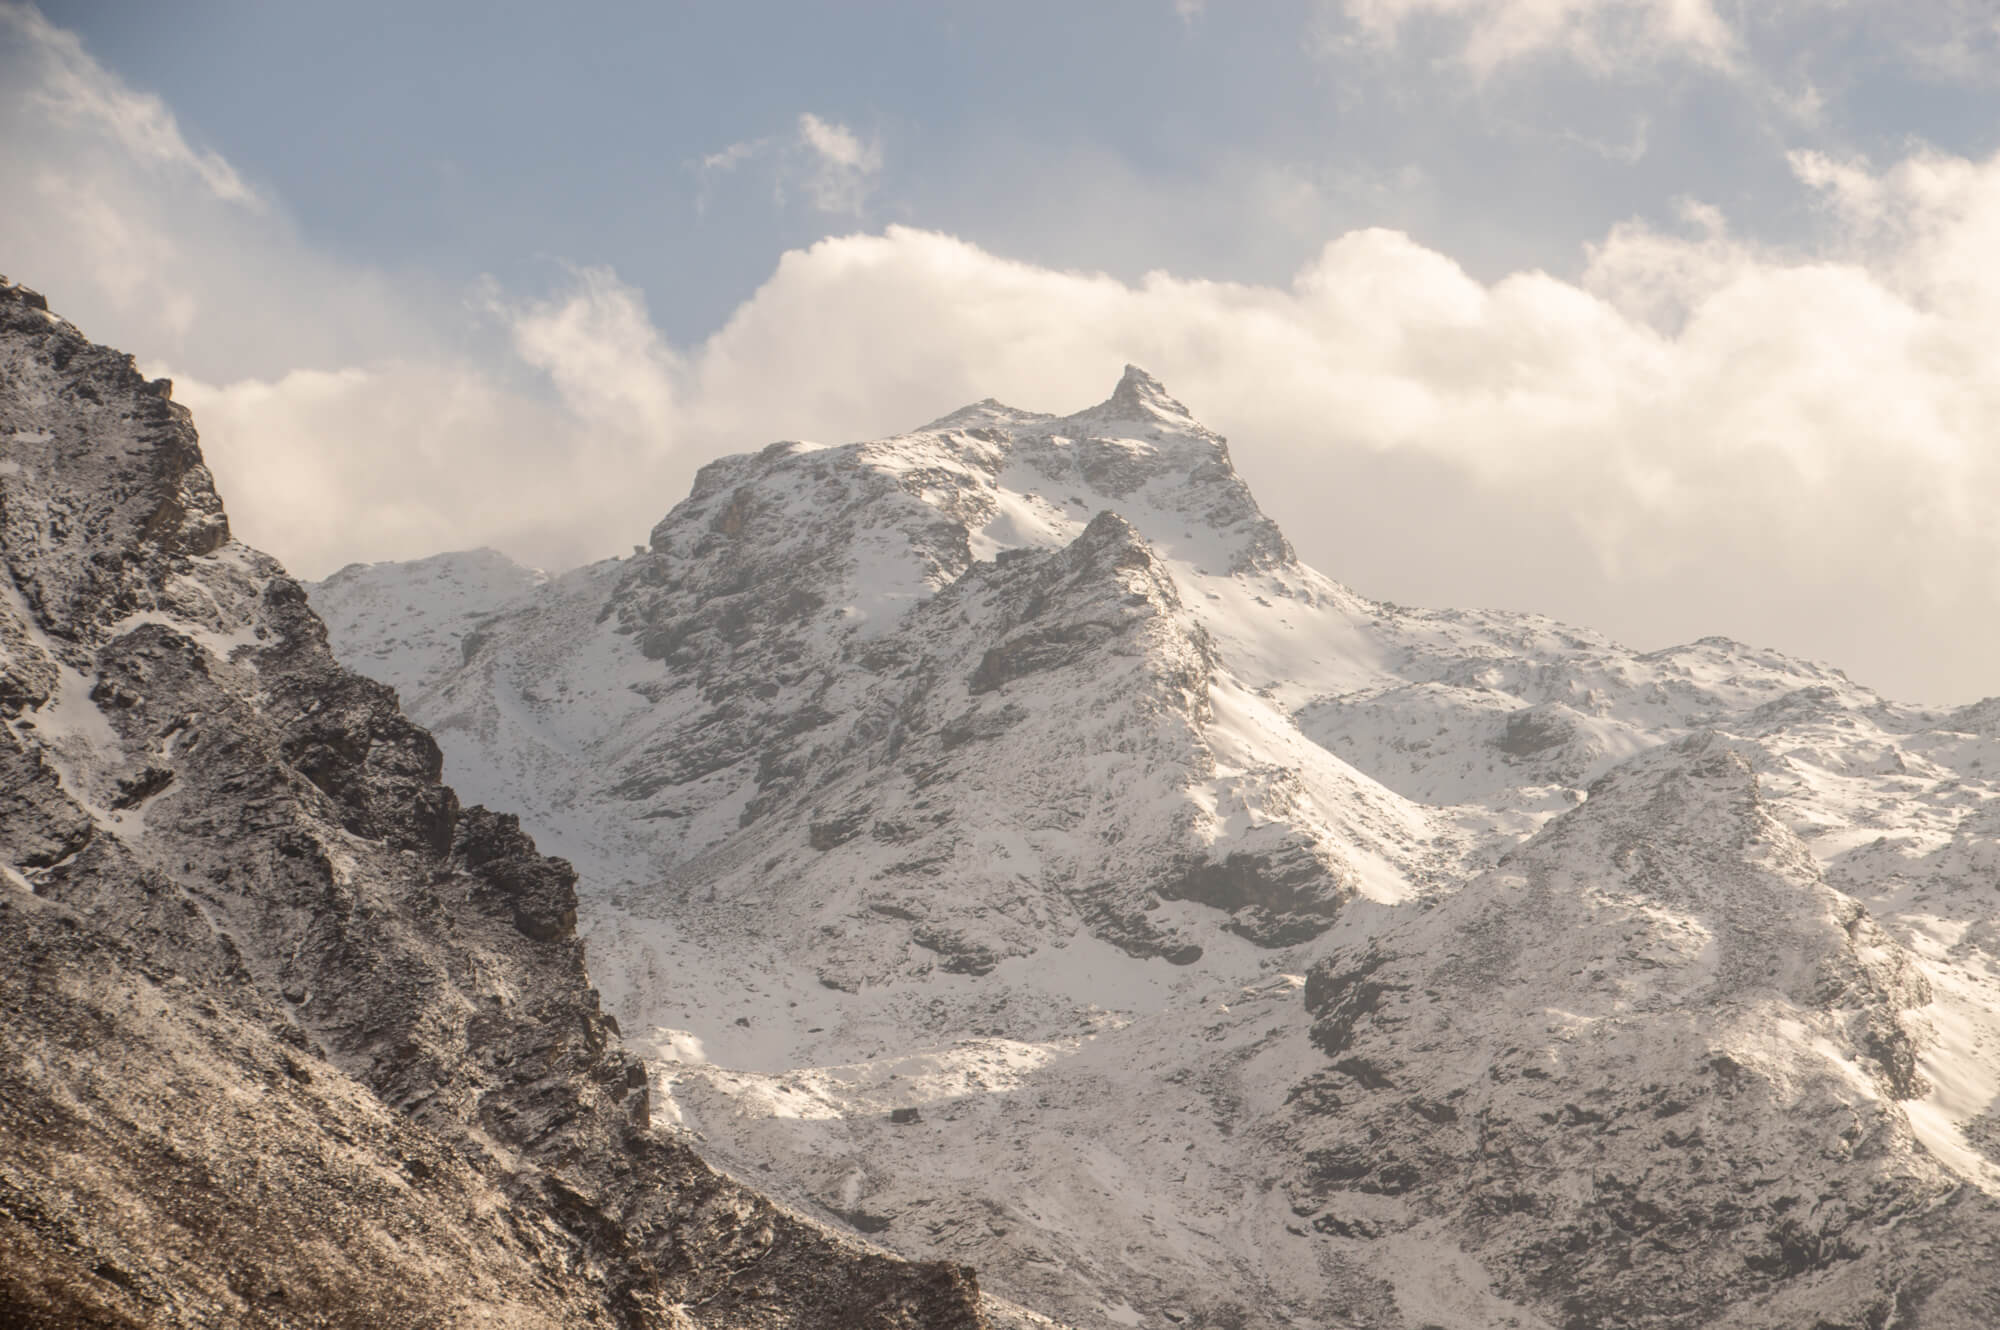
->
[0,275,995,1329]
[316,367,2000,1326]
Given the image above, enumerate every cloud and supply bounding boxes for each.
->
[796,112,883,214]
[1,2,260,207]
[1325,0,1744,78]
[700,136,770,174]
[608,149,2000,705]
[14,5,2000,702]
[796,113,873,172]
[0,7,688,574]
[167,353,683,578]
[696,112,882,216]
[1317,0,2000,111]
[0,5,429,380]
[184,179,2000,703]
[493,266,683,441]
[159,273,697,578]
[1873,2,2000,85]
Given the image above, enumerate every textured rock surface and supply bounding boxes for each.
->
[1290,737,1988,1328]
[0,277,995,1329]
[317,359,2000,1329]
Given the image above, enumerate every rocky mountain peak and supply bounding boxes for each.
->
[1039,365,1244,495]
[0,277,230,645]
[305,331,2000,1329]
[1102,364,1189,422]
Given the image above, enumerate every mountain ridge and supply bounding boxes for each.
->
[313,364,2000,1327]
[0,275,1003,1329]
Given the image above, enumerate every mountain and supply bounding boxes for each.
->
[315,364,2000,1327]
[0,276,1006,1329]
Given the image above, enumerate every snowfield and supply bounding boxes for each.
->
[315,368,2000,1329]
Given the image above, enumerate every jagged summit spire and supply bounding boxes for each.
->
[1102,364,1193,423]
[1117,364,1165,393]
[920,366,1193,438]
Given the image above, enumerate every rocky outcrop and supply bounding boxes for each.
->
[1159,840,1347,946]
[1288,735,1990,1329]
[381,379,1338,1000]
[0,278,989,1329]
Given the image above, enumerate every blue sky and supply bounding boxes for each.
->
[8,2,2000,702]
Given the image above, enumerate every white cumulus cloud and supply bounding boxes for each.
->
[11,6,2000,703]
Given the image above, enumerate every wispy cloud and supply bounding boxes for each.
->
[0,3,411,376]
[485,265,683,443]
[1880,2,2000,84]
[1562,114,1650,163]
[700,136,770,174]
[795,112,882,213]
[1316,0,2000,121]
[1,2,260,207]
[696,111,883,216]
[1324,0,1744,78]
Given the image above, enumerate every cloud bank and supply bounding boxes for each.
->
[7,4,2000,705]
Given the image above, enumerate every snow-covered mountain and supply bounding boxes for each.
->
[0,277,1006,1328]
[314,367,2000,1327]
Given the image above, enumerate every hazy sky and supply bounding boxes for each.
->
[7,2,2000,704]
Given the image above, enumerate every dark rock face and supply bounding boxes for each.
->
[471,410,1302,990]
[455,806,582,942]
[910,924,1001,976]
[1159,841,1347,946]
[1496,704,1574,758]
[1285,736,1995,1330]
[0,279,988,1329]
[966,511,1190,696]
[1072,367,1292,573]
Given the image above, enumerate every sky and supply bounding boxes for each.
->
[6,2,2000,704]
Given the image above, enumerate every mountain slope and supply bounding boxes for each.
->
[316,369,2000,1326]
[0,276,996,1329]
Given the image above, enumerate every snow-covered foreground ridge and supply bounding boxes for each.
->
[315,367,2000,1327]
